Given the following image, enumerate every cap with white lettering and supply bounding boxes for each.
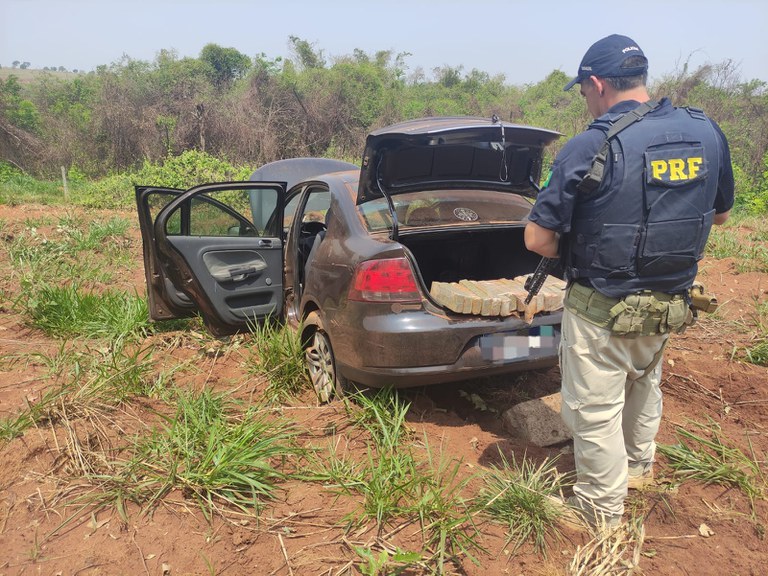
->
[564,34,648,91]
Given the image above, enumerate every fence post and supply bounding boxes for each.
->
[61,166,69,199]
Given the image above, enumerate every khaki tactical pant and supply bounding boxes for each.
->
[560,307,668,520]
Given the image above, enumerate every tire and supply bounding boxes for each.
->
[303,312,346,403]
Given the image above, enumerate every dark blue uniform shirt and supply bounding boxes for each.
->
[529,98,735,236]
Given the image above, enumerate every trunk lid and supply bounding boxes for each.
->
[357,116,561,205]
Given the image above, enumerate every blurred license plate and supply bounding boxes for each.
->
[479,325,558,361]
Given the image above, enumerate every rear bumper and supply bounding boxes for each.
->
[331,305,561,387]
[338,353,558,388]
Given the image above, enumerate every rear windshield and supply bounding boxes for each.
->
[358,190,534,232]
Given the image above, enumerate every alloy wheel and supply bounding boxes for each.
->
[305,328,335,403]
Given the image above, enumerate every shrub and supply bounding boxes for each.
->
[134,149,252,189]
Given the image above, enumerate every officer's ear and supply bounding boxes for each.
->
[589,75,606,97]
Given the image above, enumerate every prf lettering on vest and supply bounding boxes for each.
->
[651,157,703,181]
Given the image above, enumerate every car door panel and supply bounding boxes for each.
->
[136,182,286,335]
[163,236,283,326]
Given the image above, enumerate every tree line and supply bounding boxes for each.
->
[1,39,767,212]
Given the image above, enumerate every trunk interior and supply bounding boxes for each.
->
[399,226,548,292]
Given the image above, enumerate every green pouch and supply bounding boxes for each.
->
[610,293,668,336]
[609,300,645,335]
[565,283,617,328]
[666,297,694,333]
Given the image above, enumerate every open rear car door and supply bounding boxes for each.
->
[135,182,286,336]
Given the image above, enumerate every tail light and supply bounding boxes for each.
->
[348,257,422,303]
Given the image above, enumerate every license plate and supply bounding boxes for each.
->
[479,325,558,361]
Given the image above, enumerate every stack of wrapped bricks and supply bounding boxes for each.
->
[430,276,566,323]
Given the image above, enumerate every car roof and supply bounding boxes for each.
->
[249,158,358,190]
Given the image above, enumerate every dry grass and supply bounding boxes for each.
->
[568,519,646,576]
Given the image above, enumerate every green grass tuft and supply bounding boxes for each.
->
[90,389,299,518]
[478,452,570,555]
[658,420,766,514]
[247,320,309,401]
[346,387,412,451]
[22,283,150,343]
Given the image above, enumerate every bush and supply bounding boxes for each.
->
[134,150,253,189]
[733,157,768,215]
[0,162,24,182]
[75,172,136,209]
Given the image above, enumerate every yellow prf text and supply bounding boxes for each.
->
[650,157,703,181]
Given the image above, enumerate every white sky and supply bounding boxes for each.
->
[2,0,767,85]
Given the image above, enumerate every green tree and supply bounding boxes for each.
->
[199,43,251,88]
[8,99,40,131]
[289,36,326,70]
[1,75,41,132]
[518,70,587,136]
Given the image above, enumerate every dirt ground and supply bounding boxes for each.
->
[0,205,766,576]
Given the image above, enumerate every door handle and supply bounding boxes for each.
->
[210,260,267,282]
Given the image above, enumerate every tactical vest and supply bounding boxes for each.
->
[568,105,721,297]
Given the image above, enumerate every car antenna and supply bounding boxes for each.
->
[492,115,509,182]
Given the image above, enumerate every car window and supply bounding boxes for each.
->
[145,190,183,234]
[163,187,280,237]
[358,190,534,232]
[284,187,331,229]
[283,191,303,231]
[300,189,331,223]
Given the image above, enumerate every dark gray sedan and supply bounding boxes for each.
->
[135,116,562,401]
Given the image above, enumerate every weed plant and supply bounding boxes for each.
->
[478,452,569,555]
[309,388,484,572]
[734,243,768,274]
[346,386,412,451]
[90,389,299,518]
[745,339,768,366]
[744,297,768,366]
[247,320,308,401]
[705,215,768,273]
[82,344,156,401]
[0,174,69,205]
[0,343,155,441]
[352,545,423,576]
[55,214,131,254]
[0,374,71,440]
[705,225,741,259]
[658,420,767,514]
[7,226,73,280]
[8,215,134,282]
[412,439,484,568]
[21,283,151,344]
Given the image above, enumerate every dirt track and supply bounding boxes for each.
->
[1,205,766,575]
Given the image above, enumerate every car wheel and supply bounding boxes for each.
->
[304,312,345,403]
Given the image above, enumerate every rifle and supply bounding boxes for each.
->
[524,257,558,305]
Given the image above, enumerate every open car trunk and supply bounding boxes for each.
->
[398,226,566,321]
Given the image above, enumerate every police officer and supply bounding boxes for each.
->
[524,34,734,528]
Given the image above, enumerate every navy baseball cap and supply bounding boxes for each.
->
[563,34,648,91]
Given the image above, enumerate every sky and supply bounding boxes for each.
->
[2,0,767,86]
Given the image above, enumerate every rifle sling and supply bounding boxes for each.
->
[577,100,660,195]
